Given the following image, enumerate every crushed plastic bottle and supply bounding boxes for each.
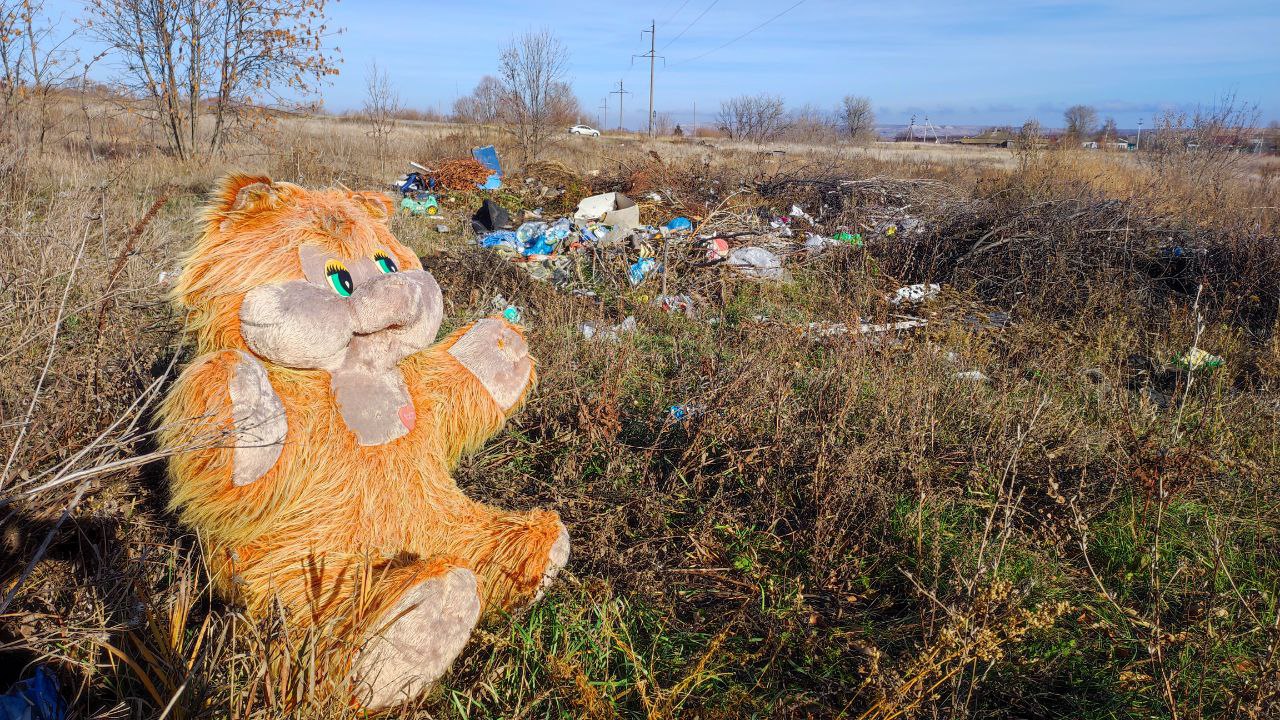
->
[545,218,573,243]
[516,221,548,245]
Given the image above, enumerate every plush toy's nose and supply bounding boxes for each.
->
[348,271,427,335]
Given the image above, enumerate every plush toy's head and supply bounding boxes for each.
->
[175,174,451,445]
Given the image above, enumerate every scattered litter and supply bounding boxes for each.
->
[490,295,522,324]
[479,230,521,254]
[705,237,730,261]
[629,258,658,285]
[804,233,840,252]
[580,316,637,342]
[0,666,66,720]
[663,216,693,233]
[518,256,573,285]
[435,224,450,233]
[1173,347,1223,372]
[889,283,941,306]
[953,370,991,383]
[653,294,696,316]
[832,231,863,247]
[859,319,928,333]
[727,246,785,281]
[667,404,704,422]
[789,204,814,223]
[157,270,174,286]
[471,199,511,234]
[574,192,639,243]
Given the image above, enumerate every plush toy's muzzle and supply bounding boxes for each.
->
[240,266,444,445]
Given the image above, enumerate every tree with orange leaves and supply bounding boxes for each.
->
[82,0,339,159]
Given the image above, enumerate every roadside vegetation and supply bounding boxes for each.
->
[2,4,1279,718]
[1,95,1276,719]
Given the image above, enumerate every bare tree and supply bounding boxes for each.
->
[1096,116,1118,144]
[652,111,673,136]
[784,103,836,143]
[718,94,787,144]
[0,1,78,154]
[83,0,339,159]
[363,60,399,174]
[452,75,505,125]
[498,28,571,165]
[837,94,875,143]
[1063,104,1098,140]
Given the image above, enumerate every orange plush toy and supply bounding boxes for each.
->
[158,174,569,709]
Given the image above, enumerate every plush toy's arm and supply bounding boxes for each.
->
[406,319,535,467]
[158,349,289,543]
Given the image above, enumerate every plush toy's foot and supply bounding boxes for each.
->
[349,567,481,710]
[533,523,571,603]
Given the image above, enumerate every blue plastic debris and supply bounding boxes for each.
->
[663,216,693,232]
[502,305,521,323]
[479,230,520,251]
[0,666,66,720]
[667,404,703,422]
[628,258,657,286]
[524,236,556,255]
[472,145,503,190]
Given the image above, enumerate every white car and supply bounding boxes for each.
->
[569,124,601,137]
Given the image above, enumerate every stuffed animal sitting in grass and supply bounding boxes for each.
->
[158,174,569,709]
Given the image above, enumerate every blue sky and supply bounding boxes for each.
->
[46,0,1280,129]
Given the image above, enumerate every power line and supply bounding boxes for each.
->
[662,0,693,26]
[669,0,807,68]
[661,0,719,52]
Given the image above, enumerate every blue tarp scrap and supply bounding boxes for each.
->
[472,145,502,190]
[0,667,66,720]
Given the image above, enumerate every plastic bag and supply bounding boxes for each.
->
[0,666,66,720]
[727,247,784,281]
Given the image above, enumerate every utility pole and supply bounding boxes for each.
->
[633,21,663,138]
[692,101,697,136]
[598,98,608,131]
[610,80,630,132]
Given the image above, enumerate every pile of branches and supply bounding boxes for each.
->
[434,157,492,191]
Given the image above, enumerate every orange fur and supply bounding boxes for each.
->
[158,176,561,640]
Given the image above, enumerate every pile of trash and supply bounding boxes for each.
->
[469,188,883,293]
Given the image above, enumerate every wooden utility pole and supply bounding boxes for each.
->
[610,80,630,131]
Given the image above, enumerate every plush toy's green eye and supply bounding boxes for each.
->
[373,251,398,274]
[325,260,354,297]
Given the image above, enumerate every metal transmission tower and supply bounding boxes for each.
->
[633,21,664,137]
[610,80,631,131]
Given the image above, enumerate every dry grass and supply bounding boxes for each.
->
[2,100,1278,719]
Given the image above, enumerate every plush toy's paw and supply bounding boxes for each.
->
[228,351,287,486]
[533,523,571,603]
[447,319,533,412]
[350,567,481,710]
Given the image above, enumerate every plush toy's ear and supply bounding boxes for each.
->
[210,173,280,216]
[349,191,394,222]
